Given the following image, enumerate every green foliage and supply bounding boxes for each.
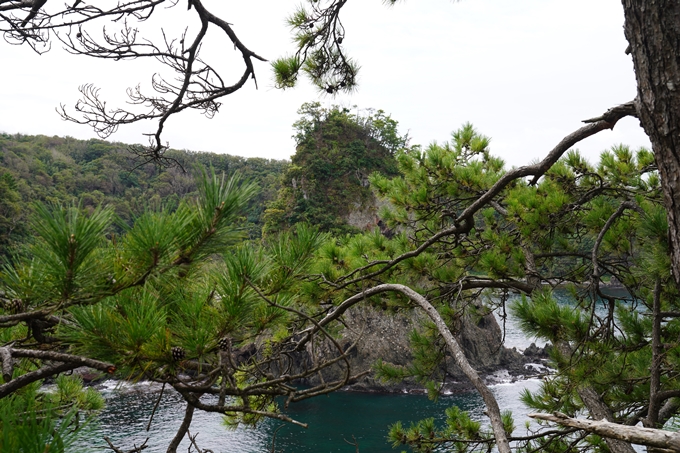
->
[332,123,670,451]
[0,375,102,453]
[387,405,510,453]
[0,166,338,442]
[0,169,309,446]
[264,102,407,235]
[0,133,288,250]
[272,55,302,89]
[274,2,359,95]
[0,399,74,453]
[0,171,24,256]
[375,325,448,400]
[267,222,328,292]
[180,168,259,265]
[512,290,588,344]
[48,171,271,375]
[31,203,114,302]
[0,116,673,453]
[49,375,105,411]
[64,291,169,372]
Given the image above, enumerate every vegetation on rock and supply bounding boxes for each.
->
[264,102,406,236]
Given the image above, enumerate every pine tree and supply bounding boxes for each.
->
[0,168,353,451]
[318,124,673,452]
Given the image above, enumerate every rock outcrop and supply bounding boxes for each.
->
[292,304,540,393]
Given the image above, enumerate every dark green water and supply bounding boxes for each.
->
[268,390,484,452]
[73,379,540,453]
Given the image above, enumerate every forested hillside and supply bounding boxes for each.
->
[0,133,288,254]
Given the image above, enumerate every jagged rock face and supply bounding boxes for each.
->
[455,310,504,372]
[293,304,527,393]
[345,201,380,231]
[344,197,394,233]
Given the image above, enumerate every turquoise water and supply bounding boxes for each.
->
[74,379,541,453]
[266,390,484,452]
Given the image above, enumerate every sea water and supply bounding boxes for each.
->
[73,379,542,453]
[74,290,624,452]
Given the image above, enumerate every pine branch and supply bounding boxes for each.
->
[334,100,638,289]
[0,348,115,397]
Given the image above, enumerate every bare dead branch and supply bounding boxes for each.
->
[103,436,149,453]
[10,347,116,372]
[0,346,13,382]
[528,412,680,451]
[0,1,270,168]
[582,101,638,124]
[0,347,115,397]
[0,362,78,398]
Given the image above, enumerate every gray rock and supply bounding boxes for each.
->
[291,304,532,393]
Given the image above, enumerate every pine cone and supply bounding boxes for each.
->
[5,299,23,314]
[171,346,186,362]
[218,337,231,351]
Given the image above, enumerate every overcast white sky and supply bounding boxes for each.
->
[0,0,649,167]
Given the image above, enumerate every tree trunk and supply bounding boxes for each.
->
[622,1,680,284]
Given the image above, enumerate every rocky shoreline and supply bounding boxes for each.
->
[289,304,552,394]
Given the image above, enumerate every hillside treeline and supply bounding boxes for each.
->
[0,133,288,254]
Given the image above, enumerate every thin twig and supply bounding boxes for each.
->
[146,382,165,431]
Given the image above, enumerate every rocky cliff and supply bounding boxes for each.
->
[293,304,542,393]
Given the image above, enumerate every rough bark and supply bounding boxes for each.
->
[529,413,680,452]
[622,0,680,284]
[167,402,195,453]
